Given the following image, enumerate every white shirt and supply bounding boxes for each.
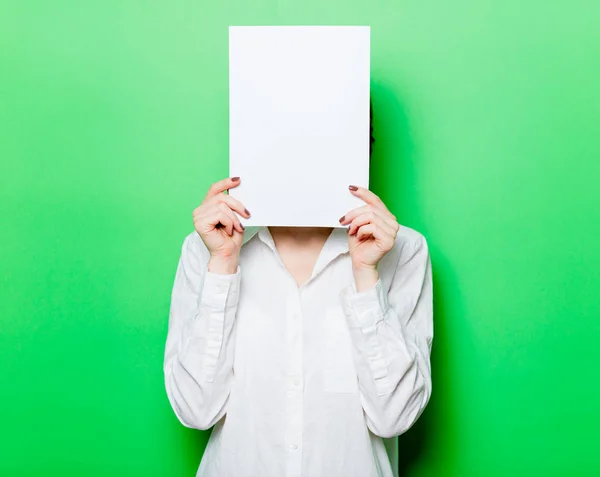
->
[164,224,433,477]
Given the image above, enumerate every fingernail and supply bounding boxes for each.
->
[349,185,358,191]
[339,215,345,223]
[245,208,251,216]
[231,176,240,182]
[240,223,245,230]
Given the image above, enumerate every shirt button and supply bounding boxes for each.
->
[289,444,298,451]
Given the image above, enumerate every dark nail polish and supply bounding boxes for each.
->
[349,185,358,191]
[339,215,345,223]
[245,208,251,216]
[231,176,240,182]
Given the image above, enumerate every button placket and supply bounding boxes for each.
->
[284,292,304,476]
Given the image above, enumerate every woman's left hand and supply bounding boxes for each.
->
[339,185,399,274]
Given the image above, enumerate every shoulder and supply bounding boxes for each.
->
[394,224,429,260]
[180,230,211,265]
[376,223,429,287]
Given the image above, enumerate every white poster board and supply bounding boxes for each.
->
[229,26,370,227]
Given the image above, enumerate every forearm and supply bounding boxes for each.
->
[340,276,433,438]
[164,264,241,430]
[208,254,239,274]
[346,305,431,437]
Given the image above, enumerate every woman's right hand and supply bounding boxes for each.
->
[192,176,251,274]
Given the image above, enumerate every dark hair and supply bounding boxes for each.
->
[370,101,375,157]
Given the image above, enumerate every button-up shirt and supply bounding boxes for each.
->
[164,225,433,477]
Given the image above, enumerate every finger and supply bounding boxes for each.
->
[193,200,243,229]
[216,203,243,235]
[343,206,397,234]
[202,209,233,235]
[355,223,395,247]
[205,176,241,200]
[349,214,394,238]
[355,223,379,241]
[193,196,245,221]
[348,212,395,238]
[340,204,396,229]
[217,213,235,236]
[196,209,233,236]
[348,185,387,211]
[214,194,251,218]
[204,206,238,236]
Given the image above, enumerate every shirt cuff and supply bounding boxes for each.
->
[340,278,389,331]
[340,278,393,395]
[199,265,242,310]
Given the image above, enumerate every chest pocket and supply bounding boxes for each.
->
[322,306,359,394]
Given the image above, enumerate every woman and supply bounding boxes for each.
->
[163,119,433,477]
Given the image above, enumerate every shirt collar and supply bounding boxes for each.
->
[242,226,349,277]
[243,225,348,248]
[242,226,262,245]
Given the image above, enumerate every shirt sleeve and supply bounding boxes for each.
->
[339,234,433,438]
[163,233,241,430]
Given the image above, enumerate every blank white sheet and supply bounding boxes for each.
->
[229,26,370,227]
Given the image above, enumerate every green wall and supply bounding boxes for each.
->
[2,1,599,476]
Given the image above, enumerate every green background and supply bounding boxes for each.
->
[1,0,599,476]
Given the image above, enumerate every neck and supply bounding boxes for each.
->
[268,226,334,246]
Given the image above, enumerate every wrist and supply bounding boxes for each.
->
[352,264,379,292]
[208,255,239,275]
[352,262,377,273]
